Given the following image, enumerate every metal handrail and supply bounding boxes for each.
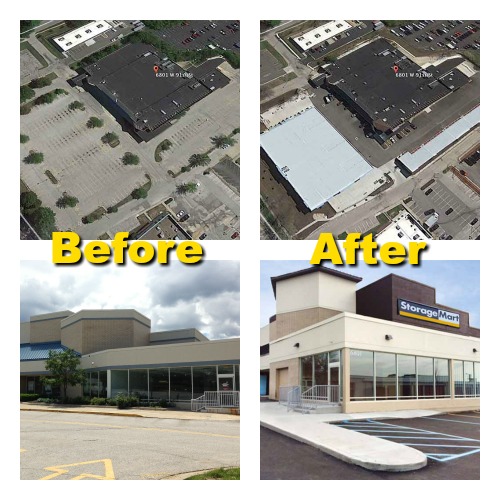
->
[301,385,340,406]
[190,391,240,412]
[278,385,300,405]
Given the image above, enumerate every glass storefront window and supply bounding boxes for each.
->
[98,371,108,398]
[398,355,416,398]
[217,365,234,375]
[417,357,434,398]
[454,360,464,397]
[129,370,148,399]
[111,370,128,397]
[83,372,90,397]
[474,362,480,397]
[464,361,475,397]
[90,371,99,397]
[235,364,240,391]
[375,352,396,400]
[301,356,313,390]
[193,366,217,398]
[149,369,169,400]
[434,358,450,397]
[350,350,374,400]
[314,353,328,386]
[170,367,192,401]
[329,351,340,364]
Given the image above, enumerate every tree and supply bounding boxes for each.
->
[68,101,85,111]
[262,20,281,28]
[23,151,44,164]
[20,191,41,213]
[131,187,148,199]
[20,85,35,103]
[87,117,104,128]
[29,76,53,89]
[34,92,55,106]
[29,207,56,239]
[122,152,140,165]
[232,128,240,135]
[188,153,211,168]
[176,182,198,195]
[211,135,236,149]
[20,134,30,144]
[20,21,40,33]
[43,349,86,402]
[101,132,119,144]
[56,194,79,208]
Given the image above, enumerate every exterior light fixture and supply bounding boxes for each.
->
[473,348,478,353]
[293,343,300,348]
[385,335,393,340]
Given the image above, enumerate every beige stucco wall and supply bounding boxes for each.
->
[20,359,49,375]
[269,313,480,364]
[260,325,270,346]
[269,358,300,400]
[275,272,357,315]
[343,397,479,413]
[79,338,240,370]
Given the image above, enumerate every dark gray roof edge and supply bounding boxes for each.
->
[271,266,362,296]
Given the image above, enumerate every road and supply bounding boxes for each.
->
[21,410,240,480]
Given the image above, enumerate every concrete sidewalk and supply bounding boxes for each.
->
[261,402,438,471]
[21,402,239,422]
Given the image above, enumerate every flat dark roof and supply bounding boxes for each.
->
[271,266,362,297]
[326,39,463,131]
[84,43,229,134]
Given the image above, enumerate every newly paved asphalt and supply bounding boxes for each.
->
[261,412,479,480]
[21,410,239,480]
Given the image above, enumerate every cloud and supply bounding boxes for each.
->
[21,261,240,339]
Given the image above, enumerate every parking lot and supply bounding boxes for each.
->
[21,410,239,480]
[391,20,480,54]
[407,175,480,240]
[261,412,479,479]
[156,20,239,53]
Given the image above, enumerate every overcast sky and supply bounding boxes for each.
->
[21,261,240,340]
[261,261,480,328]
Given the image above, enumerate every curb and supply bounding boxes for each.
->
[21,408,143,418]
[260,421,427,472]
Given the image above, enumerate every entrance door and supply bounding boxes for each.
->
[328,362,340,402]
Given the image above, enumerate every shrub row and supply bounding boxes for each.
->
[20,393,39,402]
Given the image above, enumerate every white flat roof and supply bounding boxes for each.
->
[53,21,112,51]
[293,21,351,51]
[398,106,480,173]
[260,107,373,211]
[376,210,428,244]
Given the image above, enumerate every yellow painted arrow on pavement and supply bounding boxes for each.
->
[40,459,115,480]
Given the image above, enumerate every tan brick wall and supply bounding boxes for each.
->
[82,319,133,354]
[269,358,300,400]
[30,317,64,343]
[133,320,151,347]
[61,321,83,353]
[272,307,341,340]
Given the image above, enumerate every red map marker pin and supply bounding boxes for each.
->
[153,65,159,73]
[393,65,399,74]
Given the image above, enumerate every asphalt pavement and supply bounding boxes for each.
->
[21,409,239,480]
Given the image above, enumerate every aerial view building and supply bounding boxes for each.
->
[75,43,230,142]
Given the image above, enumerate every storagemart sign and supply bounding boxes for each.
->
[398,299,460,328]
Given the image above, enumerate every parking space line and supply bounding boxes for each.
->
[421,416,480,425]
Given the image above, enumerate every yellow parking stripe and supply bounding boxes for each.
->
[22,418,239,439]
